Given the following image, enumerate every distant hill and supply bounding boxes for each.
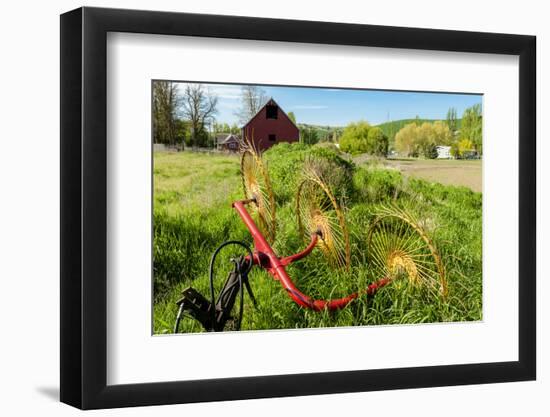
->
[376,118,462,142]
[298,123,344,131]
[297,123,344,143]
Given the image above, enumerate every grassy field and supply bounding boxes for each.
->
[153,144,482,334]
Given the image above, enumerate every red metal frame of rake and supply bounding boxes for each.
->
[232,198,390,311]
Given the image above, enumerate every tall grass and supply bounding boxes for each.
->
[153,145,482,334]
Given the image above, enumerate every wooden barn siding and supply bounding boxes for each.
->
[242,105,300,151]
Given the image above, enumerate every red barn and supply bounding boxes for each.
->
[241,98,300,151]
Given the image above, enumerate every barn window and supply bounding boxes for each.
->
[268,134,276,142]
[266,104,278,119]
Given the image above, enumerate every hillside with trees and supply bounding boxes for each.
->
[297,123,343,145]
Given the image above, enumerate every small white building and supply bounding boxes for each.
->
[436,145,452,159]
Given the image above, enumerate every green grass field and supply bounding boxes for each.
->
[153,144,482,334]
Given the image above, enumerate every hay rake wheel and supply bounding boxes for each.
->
[240,146,277,244]
[366,205,447,297]
[295,168,351,270]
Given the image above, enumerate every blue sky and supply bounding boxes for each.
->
[189,82,482,127]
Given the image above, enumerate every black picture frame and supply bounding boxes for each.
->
[60,6,536,410]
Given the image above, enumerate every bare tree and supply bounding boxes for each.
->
[234,85,268,125]
[152,81,180,146]
[180,84,219,147]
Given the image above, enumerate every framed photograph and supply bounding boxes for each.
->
[60,6,536,409]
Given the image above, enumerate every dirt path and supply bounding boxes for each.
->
[356,157,482,192]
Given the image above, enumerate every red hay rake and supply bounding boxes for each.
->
[174,145,446,333]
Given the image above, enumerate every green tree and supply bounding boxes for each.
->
[451,141,460,159]
[446,107,458,134]
[287,111,297,124]
[180,83,219,147]
[301,126,319,145]
[366,126,389,156]
[394,123,419,157]
[433,120,453,145]
[230,123,240,134]
[461,104,482,155]
[395,121,452,158]
[213,122,231,133]
[152,81,180,146]
[174,119,190,146]
[339,121,371,154]
[417,122,436,157]
[457,138,475,158]
[330,129,341,143]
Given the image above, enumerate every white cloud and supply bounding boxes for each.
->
[205,84,243,100]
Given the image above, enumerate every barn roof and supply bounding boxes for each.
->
[220,135,239,144]
[216,133,240,145]
[241,98,299,131]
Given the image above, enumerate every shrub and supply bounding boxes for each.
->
[264,142,355,203]
[353,167,403,202]
[314,142,341,153]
